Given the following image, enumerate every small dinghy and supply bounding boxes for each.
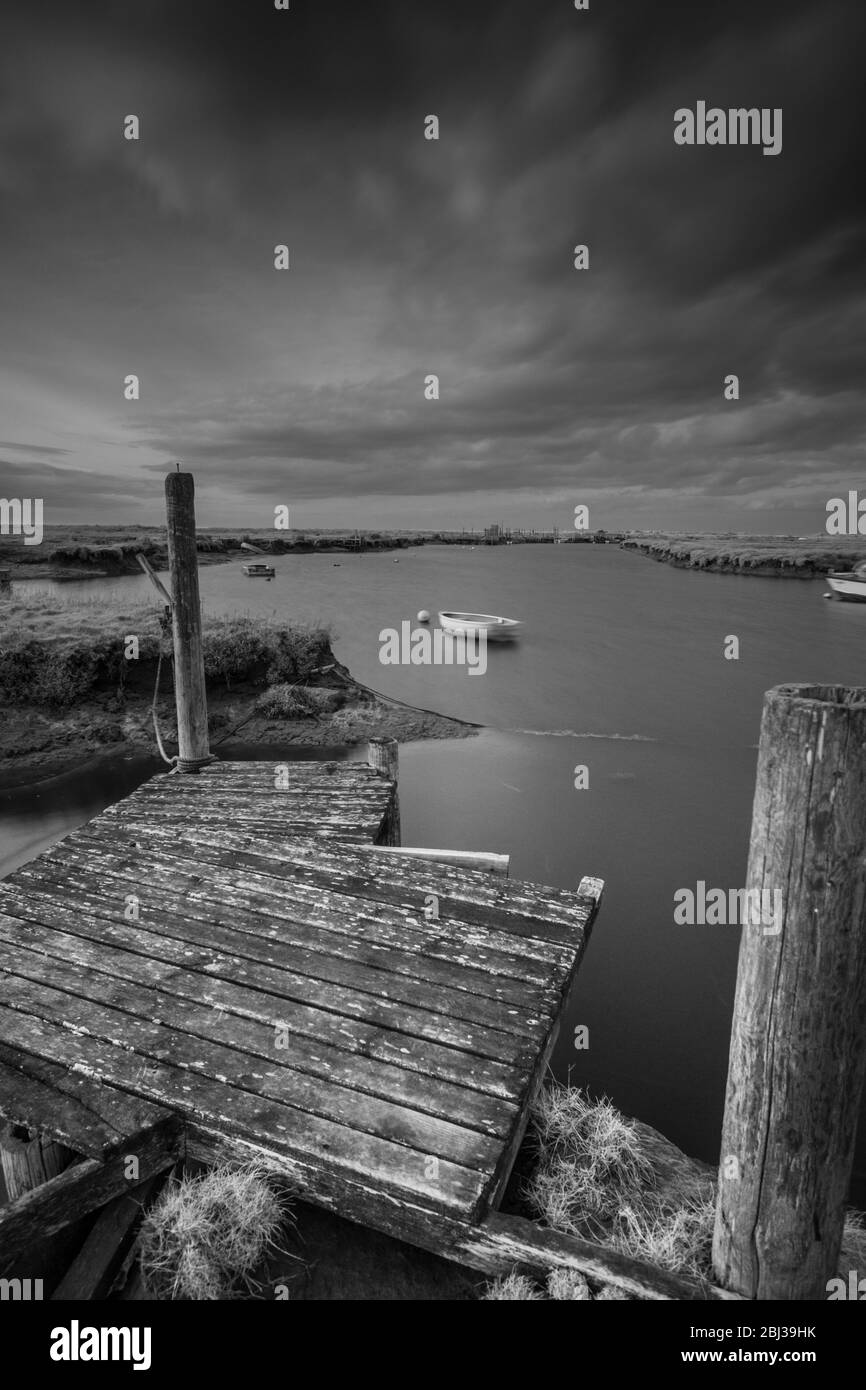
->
[438,611,522,641]
[827,561,866,602]
[242,562,275,578]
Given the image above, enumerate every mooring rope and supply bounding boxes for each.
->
[150,613,217,774]
[151,646,176,767]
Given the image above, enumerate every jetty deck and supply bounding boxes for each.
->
[0,754,603,1274]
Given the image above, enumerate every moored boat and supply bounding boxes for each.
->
[827,561,866,602]
[242,562,275,578]
[438,610,522,640]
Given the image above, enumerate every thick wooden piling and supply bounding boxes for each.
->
[165,471,210,772]
[367,738,401,845]
[713,684,866,1299]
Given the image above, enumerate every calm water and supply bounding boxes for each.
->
[4,546,865,1197]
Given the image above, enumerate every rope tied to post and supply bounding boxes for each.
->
[150,605,216,774]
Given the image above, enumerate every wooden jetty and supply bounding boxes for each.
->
[5,475,861,1303]
[0,746,623,1291]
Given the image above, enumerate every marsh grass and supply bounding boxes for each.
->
[518,1085,866,1295]
[139,1165,294,1301]
[0,591,333,707]
[481,1272,543,1301]
[526,1089,657,1241]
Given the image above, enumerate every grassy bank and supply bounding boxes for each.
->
[620,533,866,578]
[1,525,432,580]
[0,591,474,785]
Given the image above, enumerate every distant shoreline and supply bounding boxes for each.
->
[2,526,864,583]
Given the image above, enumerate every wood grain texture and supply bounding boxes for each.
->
[713,684,866,1300]
[165,471,209,767]
[0,1117,181,1267]
[0,759,602,1244]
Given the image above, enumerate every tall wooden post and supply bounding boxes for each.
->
[713,684,866,1299]
[165,471,210,772]
[368,738,401,845]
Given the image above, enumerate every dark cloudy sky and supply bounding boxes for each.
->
[1,0,864,531]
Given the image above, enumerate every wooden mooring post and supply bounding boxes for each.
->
[367,737,401,845]
[165,470,210,772]
[713,684,866,1300]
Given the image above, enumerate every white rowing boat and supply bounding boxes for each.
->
[438,610,522,640]
[827,562,866,602]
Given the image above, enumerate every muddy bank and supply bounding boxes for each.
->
[0,675,475,791]
[0,596,476,789]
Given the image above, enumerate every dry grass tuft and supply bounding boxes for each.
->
[526,1088,656,1241]
[547,1268,591,1300]
[481,1272,544,1301]
[523,1085,866,1291]
[139,1165,292,1300]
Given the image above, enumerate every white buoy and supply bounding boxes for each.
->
[417,609,430,623]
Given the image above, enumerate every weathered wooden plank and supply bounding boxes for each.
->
[0,1041,171,1159]
[0,911,525,1101]
[3,862,556,1030]
[30,845,554,996]
[0,899,543,1065]
[63,823,586,958]
[105,810,387,833]
[371,847,510,876]
[0,920,521,1135]
[141,827,592,940]
[0,1005,487,1218]
[188,761,379,781]
[13,847,557,1010]
[0,1116,181,1267]
[110,785,392,809]
[54,829,567,976]
[0,963,507,1171]
[114,783,389,806]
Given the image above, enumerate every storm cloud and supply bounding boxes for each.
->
[1,0,863,531]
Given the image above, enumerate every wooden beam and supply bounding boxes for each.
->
[135,552,173,608]
[713,684,866,1300]
[370,847,510,876]
[187,1124,736,1301]
[455,1211,742,1302]
[51,1169,169,1301]
[0,1117,182,1265]
[165,471,209,770]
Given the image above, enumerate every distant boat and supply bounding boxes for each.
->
[240,542,265,554]
[827,562,866,602]
[438,611,522,641]
[242,562,275,578]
